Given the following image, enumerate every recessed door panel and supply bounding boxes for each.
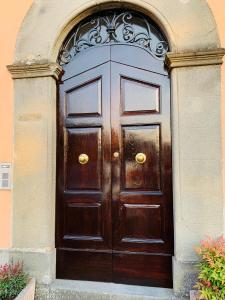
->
[122,125,161,191]
[64,202,102,239]
[66,78,102,117]
[121,77,160,114]
[65,128,102,190]
[120,204,163,243]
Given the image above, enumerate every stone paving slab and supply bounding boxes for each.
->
[35,280,189,300]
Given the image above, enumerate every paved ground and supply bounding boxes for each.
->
[35,280,189,300]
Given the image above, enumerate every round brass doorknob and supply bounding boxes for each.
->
[78,154,89,164]
[113,152,119,158]
[135,153,146,164]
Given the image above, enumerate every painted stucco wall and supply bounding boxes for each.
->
[0,0,224,249]
[0,0,33,248]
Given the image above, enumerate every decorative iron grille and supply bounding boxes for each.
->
[58,10,169,65]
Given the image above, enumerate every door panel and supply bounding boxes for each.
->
[122,125,161,191]
[57,61,112,280]
[64,202,102,238]
[111,61,173,287]
[120,203,163,241]
[111,44,168,76]
[66,128,102,190]
[66,78,102,117]
[62,46,111,81]
[57,250,112,282]
[121,77,160,114]
[113,253,172,287]
[57,46,173,287]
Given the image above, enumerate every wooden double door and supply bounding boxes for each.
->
[56,45,173,288]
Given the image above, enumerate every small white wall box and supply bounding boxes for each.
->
[0,163,11,190]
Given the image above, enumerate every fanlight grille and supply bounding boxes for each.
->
[58,10,169,65]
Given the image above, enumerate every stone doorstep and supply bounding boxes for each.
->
[35,280,188,300]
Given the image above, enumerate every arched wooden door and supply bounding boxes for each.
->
[56,10,173,288]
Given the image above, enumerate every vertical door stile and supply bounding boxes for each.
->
[110,61,121,259]
[102,62,112,252]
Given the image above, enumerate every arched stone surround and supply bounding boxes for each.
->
[13,0,221,61]
[4,0,225,297]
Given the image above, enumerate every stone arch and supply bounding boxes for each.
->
[7,0,225,297]
[14,0,220,64]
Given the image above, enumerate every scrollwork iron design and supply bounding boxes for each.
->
[58,10,169,65]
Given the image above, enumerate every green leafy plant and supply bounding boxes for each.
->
[195,236,225,300]
[0,261,29,300]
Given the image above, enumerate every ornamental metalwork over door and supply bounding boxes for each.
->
[56,10,173,288]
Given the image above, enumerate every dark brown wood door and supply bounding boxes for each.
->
[56,45,173,288]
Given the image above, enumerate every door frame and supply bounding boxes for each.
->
[7,0,225,296]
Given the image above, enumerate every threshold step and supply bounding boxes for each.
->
[35,279,185,300]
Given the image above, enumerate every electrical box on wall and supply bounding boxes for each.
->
[0,163,12,190]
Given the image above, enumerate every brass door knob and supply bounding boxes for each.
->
[135,153,146,164]
[78,154,89,164]
[113,152,119,158]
